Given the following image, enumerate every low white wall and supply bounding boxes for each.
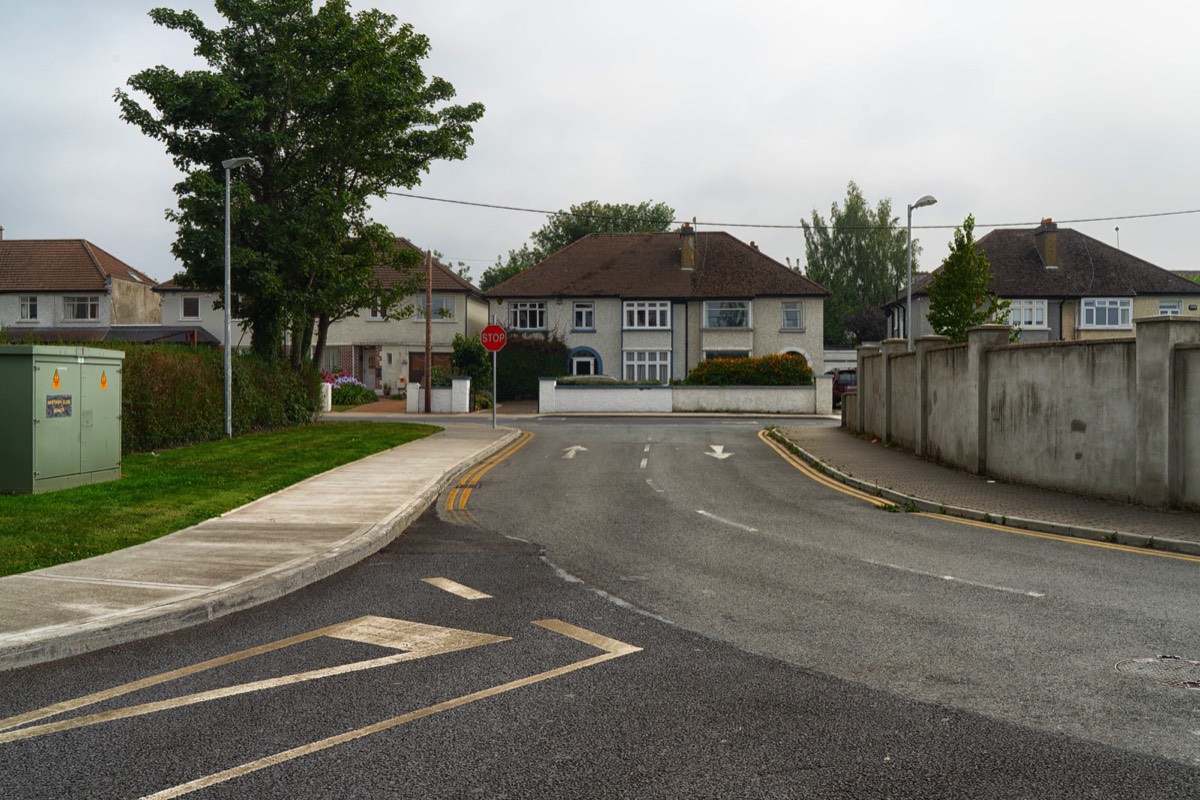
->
[407,377,471,413]
[320,383,332,413]
[539,376,832,415]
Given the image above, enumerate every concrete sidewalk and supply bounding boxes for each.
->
[0,424,519,672]
[775,423,1200,555]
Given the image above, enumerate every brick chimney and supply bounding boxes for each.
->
[1034,217,1058,269]
[0,225,5,241]
[680,222,695,270]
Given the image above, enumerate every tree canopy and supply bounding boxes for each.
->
[115,0,484,366]
[479,200,676,291]
[925,215,1011,343]
[801,181,914,347]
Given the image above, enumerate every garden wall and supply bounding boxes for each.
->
[539,376,833,415]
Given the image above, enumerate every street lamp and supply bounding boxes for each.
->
[222,156,255,438]
[906,194,937,350]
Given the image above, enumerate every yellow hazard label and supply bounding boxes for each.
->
[101,372,108,390]
[53,370,61,390]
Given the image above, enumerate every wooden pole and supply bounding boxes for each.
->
[424,250,432,414]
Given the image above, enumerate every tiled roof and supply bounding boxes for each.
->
[898,226,1200,300]
[3,326,219,345]
[379,238,482,297]
[484,231,827,299]
[0,240,158,292]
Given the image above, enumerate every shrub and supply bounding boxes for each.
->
[429,365,452,387]
[331,382,378,406]
[496,333,569,400]
[682,353,814,386]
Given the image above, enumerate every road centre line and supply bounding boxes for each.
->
[141,621,642,799]
[422,577,492,600]
[640,458,648,469]
[696,510,758,533]
[860,558,1045,598]
[645,479,665,493]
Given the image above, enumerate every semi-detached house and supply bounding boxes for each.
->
[485,226,828,381]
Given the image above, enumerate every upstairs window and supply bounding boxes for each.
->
[704,300,750,329]
[573,301,594,330]
[509,301,546,330]
[63,296,99,321]
[1159,300,1182,316]
[781,301,804,330]
[181,296,201,319]
[19,296,37,321]
[417,296,455,320]
[1008,299,1047,329]
[624,300,670,329]
[1080,298,1131,329]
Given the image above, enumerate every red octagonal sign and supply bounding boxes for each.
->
[480,324,507,352]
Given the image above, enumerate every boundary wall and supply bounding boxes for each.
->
[539,376,833,415]
[845,319,1200,509]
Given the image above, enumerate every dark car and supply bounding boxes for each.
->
[829,368,856,408]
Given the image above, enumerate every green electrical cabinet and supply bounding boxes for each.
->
[0,345,125,494]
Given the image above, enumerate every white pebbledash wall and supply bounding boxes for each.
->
[406,377,471,413]
[539,377,833,415]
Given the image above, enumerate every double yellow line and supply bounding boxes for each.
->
[446,430,535,511]
[758,429,893,508]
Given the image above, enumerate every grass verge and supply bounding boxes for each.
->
[0,422,439,578]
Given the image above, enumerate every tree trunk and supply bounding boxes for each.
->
[313,313,332,374]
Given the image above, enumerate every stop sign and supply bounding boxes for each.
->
[480,324,507,352]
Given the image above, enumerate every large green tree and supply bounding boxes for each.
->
[116,0,484,365]
[925,215,1011,343]
[801,181,914,347]
[480,200,675,291]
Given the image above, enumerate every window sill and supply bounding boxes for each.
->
[701,327,753,332]
[571,328,596,333]
[779,327,806,333]
[1078,325,1133,331]
[623,327,671,332]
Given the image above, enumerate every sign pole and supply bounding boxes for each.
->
[491,349,497,430]
[479,323,507,429]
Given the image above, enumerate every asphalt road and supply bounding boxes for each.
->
[1,417,1198,798]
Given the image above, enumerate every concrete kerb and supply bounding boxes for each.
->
[0,427,522,672]
[767,429,1200,559]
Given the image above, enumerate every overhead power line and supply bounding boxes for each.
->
[386,190,1200,232]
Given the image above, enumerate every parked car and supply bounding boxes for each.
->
[829,368,856,408]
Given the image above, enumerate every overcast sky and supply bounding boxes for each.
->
[3,1,1197,284]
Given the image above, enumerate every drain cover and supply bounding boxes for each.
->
[1114,655,1200,689]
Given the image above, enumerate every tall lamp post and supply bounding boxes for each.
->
[906,194,937,350]
[222,156,255,438]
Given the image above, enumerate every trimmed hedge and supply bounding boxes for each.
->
[682,353,814,386]
[496,334,569,400]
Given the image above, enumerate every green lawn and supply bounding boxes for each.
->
[0,422,439,578]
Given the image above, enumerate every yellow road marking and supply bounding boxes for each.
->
[758,430,892,507]
[142,620,641,799]
[916,512,1200,564]
[0,618,508,744]
[422,577,492,600]
[444,431,534,512]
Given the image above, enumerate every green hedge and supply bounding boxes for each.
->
[682,353,814,386]
[495,334,569,400]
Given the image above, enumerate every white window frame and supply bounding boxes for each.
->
[509,301,546,331]
[181,295,201,320]
[368,300,385,321]
[1159,300,1182,316]
[622,350,671,383]
[417,295,455,321]
[570,355,596,376]
[1008,299,1048,329]
[623,300,671,329]
[63,295,99,322]
[704,300,751,329]
[781,301,804,331]
[572,301,595,331]
[1080,298,1132,329]
[19,295,37,321]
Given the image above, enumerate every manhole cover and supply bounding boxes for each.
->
[1114,655,1200,689]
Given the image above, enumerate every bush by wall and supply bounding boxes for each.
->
[101,344,319,453]
[682,353,814,386]
[496,333,569,400]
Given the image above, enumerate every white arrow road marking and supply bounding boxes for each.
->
[706,445,734,460]
[696,510,758,532]
[562,445,588,459]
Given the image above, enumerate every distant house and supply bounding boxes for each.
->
[887,219,1200,342]
[0,233,206,343]
[154,279,237,347]
[484,226,828,380]
[322,238,488,391]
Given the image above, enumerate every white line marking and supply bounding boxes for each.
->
[645,479,664,493]
[421,578,492,600]
[562,445,588,459]
[640,458,648,469]
[696,510,758,532]
[862,559,1045,598]
[644,444,651,453]
[706,445,733,460]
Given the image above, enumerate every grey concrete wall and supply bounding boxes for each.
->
[924,344,970,470]
[1175,345,1200,508]
[861,352,886,437]
[889,352,918,450]
[985,341,1137,501]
